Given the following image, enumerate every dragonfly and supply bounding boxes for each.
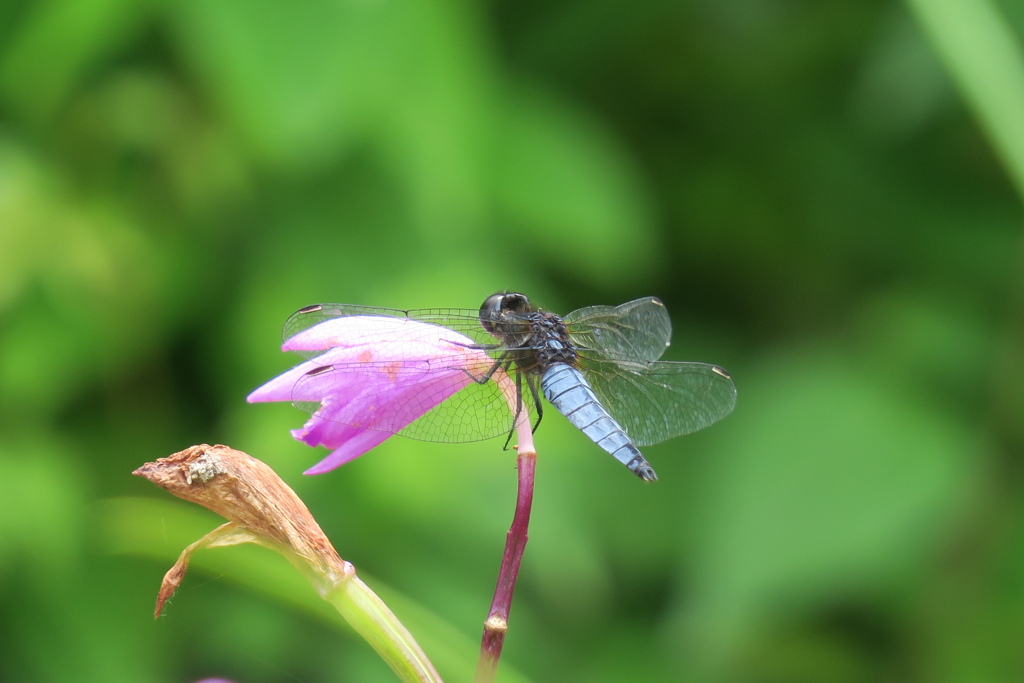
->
[281,292,736,481]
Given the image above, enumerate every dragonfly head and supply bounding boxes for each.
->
[479,292,532,338]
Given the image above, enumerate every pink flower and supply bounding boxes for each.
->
[248,316,503,474]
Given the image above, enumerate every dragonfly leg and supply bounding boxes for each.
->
[502,369,526,450]
[460,350,516,387]
[450,352,505,385]
[526,373,543,433]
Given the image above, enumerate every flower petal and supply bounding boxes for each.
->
[248,346,381,403]
[249,315,497,473]
[284,316,474,353]
[289,365,478,472]
[302,430,393,474]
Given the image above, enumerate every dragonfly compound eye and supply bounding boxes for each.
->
[500,293,531,314]
[479,293,507,335]
[479,292,533,336]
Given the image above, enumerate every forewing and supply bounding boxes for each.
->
[283,304,497,360]
[564,297,672,362]
[577,355,737,446]
[399,365,538,442]
[291,355,535,443]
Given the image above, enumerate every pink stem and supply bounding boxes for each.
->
[475,421,537,682]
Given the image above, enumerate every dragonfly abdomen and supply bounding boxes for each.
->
[540,364,658,482]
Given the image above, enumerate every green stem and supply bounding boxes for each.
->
[327,574,443,683]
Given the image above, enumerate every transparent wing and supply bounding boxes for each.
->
[577,354,737,446]
[283,304,497,360]
[564,297,672,363]
[401,362,538,442]
[282,303,537,443]
[291,357,537,443]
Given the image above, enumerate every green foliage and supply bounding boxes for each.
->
[2,0,1023,681]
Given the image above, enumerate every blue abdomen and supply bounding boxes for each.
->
[540,364,657,481]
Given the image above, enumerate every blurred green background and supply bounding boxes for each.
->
[2,0,1023,681]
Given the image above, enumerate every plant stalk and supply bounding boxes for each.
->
[475,422,537,683]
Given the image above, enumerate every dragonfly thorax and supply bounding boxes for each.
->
[527,314,578,370]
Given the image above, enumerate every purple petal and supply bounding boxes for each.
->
[302,429,393,474]
[290,367,476,472]
[247,361,320,403]
[284,316,474,353]
[247,346,383,403]
[249,315,496,473]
